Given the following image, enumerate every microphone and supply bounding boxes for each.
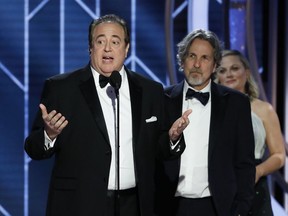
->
[109,71,122,92]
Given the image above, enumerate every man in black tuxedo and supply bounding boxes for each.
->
[24,14,190,216]
[157,29,255,216]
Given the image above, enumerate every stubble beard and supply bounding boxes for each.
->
[186,72,203,87]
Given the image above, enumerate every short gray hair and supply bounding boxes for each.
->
[177,29,223,71]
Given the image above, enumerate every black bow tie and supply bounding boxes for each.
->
[99,74,110,88]
[185,89,210,105]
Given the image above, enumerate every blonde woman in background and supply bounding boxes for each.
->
[216,49,286,216]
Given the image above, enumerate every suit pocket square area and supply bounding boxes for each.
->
[145,116,157,123]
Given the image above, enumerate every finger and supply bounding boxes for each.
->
[178,116,188,127]
[39,103,48,117]
[183,109,192,118]
[58,119,69,131]
[40,104,58,123]
[177,119,185,128]
[179,109,192,127]
[53,116,67,128]
[50,113,64,125]
[45,110,57,122]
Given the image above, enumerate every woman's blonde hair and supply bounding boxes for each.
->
[217,50,259,100]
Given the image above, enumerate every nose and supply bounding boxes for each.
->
[226,69,233,76]
[104,42,112,52]
[194,59,200,68]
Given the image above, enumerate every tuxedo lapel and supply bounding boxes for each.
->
[126,69,142,145]
[79,66,110,144]
[165,82,184,171]
[167,81,184,118]
[208,82,229,162]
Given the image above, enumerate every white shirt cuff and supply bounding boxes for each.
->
[44,131,56,150]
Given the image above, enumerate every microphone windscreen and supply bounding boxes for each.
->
[109,71,122,90]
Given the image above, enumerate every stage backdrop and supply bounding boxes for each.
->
[0,0,265,215]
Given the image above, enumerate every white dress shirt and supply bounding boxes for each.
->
[175,80,211,198]
[92,66,135,190]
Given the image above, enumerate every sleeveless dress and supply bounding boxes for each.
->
[248,112,273,216]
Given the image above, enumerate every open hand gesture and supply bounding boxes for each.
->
[169,109,192,141]
[40,103,68,140]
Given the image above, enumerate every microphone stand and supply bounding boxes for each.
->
[109,71,121,216]
[114,88,120,216]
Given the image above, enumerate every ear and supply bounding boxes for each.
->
[212,63,217,73]
[125,43,130,57]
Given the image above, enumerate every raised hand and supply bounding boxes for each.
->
[169,109,192,141]
[39,103,68,140]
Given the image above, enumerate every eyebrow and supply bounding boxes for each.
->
[95,34,122,41]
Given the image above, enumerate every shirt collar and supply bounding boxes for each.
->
[91,66,126,88]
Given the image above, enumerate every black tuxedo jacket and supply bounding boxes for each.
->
[25,64,166,216]
[157,80,255,216]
